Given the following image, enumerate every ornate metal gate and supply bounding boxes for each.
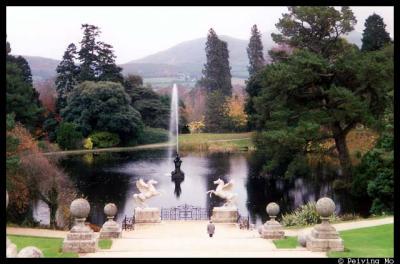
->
[161,204,209,220]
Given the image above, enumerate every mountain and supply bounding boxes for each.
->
[20,31,363,82]
[22,56,60,82]
[122,35,251,78]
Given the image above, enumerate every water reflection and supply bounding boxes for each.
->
[33,150,369,226]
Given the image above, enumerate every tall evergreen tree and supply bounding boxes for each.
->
[201,29,232,132]
[201,28,232,96]
[247,24,265,76]
[97,41,124,83]
[78,24,100,82]
[55,43,79,112]
[361,13,391,51]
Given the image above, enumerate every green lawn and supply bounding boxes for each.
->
[98,239,112,249]
[328,224,394,258]
[8,235,78,258]
[179,132,254,152]
[273,236,298,248]
[273,224,394,258]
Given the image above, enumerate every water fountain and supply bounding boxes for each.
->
[169,84,185,197]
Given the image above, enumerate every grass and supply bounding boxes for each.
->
[273,236,298,248]
[98,239,112,249]
[328,224,394,258]
[179,132,254,152]
[273,224,394,258]
[8,235,78,258]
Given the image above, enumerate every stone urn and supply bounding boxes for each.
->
[17,246,44,258]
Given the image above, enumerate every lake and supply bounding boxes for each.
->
[33,149,370,227]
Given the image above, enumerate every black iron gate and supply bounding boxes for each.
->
[161,204,209,220]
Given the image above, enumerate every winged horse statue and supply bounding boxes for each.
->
[133,179,161,208]
[206,178,237,207]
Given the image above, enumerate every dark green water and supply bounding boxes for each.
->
[33,149,369,226]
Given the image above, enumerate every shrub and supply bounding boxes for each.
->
[56,122,83,150]
[282,201,338,227]
[89,131,120,148]
[83,137,93,150]
[137,127,169,145]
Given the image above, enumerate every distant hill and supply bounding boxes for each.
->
[20,31,363,83]
[22,56,60,82]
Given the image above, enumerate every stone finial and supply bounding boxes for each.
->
[306,197,344,252]
[100,203,122,239]
[266,202,280,219]
[260,202,284,239]
[316,197,335,218]
[70,198,90,218]
[104,203,118,218]
[17,246,43,258]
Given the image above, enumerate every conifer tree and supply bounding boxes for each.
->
[247,25,265,76]
[361,13,391,51]
[97,41,124,83]
[201,28,232,96]
[78,24,100,82]
[55,43,79,112]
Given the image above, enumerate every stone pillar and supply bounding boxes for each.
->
[260,202,285,239]
[134,207,161,223]
[306,197,344,252]
[100,203,122,239]
[62,198,98,253]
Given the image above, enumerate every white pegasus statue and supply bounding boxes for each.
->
[206,178,237,207]
[133,179,160,208]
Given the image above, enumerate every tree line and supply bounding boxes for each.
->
[243,7,393,215]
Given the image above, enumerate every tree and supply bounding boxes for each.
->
[204,90,229,132]
[361,13,391,51]
[272,6,357,59]
[97,41,124,83]
[56,121,83,150]
[201,28,232,96]
[55,43,79,112]
[250,42,393,181]
[247,24,265,76]
[201,28,232,132]
[78,24,100,82]
[61,81,143,141]
[124,76,170,129]
[6,61,43,131]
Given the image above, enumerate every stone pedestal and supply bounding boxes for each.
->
[306,220,344,251]
[134,207,161,223]
[211,206,238,223]
[63,218,98,253]
[306,197,344,252]
[100,203,122,239]
[260,202,284,239]
[63,198,98,253]
[261,219,285,239]
[100,219,122,239]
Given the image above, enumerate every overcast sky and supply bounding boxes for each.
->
[6,6,394,64]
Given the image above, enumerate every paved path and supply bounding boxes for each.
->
[7,216,393,258]
[81,221,325,258]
